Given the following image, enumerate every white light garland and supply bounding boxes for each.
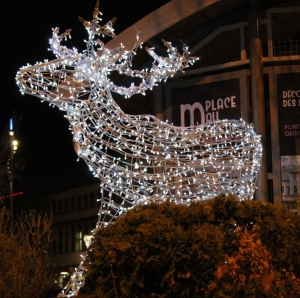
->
[16,2,262,296]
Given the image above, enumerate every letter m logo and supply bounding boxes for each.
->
[180,102,205,127]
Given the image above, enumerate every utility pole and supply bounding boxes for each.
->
[249,0,268,201]
[9,118,18,230]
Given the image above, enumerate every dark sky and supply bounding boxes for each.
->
[0,0,170,196]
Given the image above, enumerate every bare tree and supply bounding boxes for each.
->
[0,208,54,298]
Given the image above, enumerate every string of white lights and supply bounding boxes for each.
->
[16,2,262,296]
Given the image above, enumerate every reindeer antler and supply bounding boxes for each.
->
[78,0,116,38]
[110,39,198,98]
[49,27,75,59]
[18,4,198,105]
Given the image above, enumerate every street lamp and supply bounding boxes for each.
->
[9,118,18,230]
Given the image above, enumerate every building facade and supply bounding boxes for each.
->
[106,0,300,208]
[48,183,100,287]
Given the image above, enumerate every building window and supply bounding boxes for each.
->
[71,225,76,252]
[84,195,89,209]
[52,202,56,215]
[58,201,62,214]
[272,12,300,57]
[91,221,96,231]
[62,199,68,213]
[77,196,81,210]
[76,228,83,252]
[58,227,63,254]
[71,197,75,211]
[196,29,241,68]
[51,229,57,255]
[90,193,95,207]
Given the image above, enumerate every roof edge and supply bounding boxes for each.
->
[105,0,220,50]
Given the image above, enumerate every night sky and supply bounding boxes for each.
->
[1,0,170,198]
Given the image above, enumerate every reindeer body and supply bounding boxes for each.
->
[16,3,262,227]
[70,97,261,224]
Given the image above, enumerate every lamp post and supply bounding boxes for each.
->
[9,118,18,230]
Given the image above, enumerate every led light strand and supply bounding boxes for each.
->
[16,2,262,296]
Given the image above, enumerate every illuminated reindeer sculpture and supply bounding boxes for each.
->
[16,2,262,295]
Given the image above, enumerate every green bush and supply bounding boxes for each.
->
[84,195,300,297]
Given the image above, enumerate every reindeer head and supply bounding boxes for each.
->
[16,0,197,112]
